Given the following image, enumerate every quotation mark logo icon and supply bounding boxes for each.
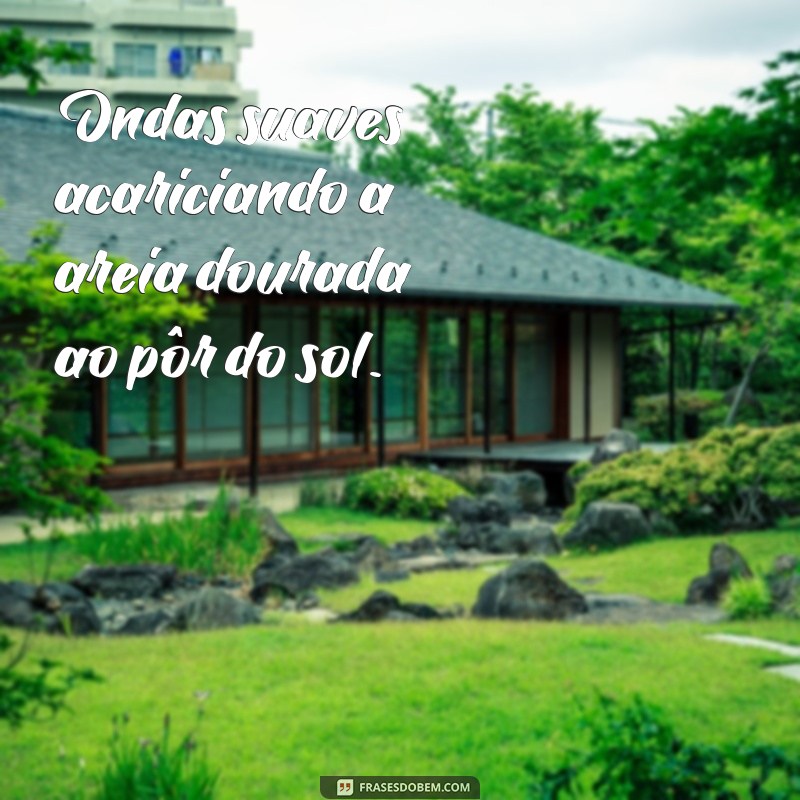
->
[337,778,354,796]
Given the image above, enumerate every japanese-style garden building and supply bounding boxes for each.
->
[0,105,737,488]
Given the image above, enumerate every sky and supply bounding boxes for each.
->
[232,0,800,130]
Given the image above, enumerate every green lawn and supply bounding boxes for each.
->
[0,511,798,799]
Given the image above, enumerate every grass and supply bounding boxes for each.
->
[0,506,439,585]
[1,620,799,800]
[1,508,798,798]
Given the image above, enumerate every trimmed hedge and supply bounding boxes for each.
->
[564,424,800,533]
[342,467,468,519]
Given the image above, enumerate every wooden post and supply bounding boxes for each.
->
[483,301,492,454]
[376,301,386,466]
[583,310,592,443]
[248,296,261,498]
[668,309,676,443]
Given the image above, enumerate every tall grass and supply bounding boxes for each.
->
[75,486,264,578]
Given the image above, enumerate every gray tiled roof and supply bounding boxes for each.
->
[0,104,735,310]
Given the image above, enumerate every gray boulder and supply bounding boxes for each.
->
[172,588,261,631]
[767,554,799,614]
[440,520,561,556]
[686,543,753,605]
[590,429,640,465]
[116,609,173,636]
[338,590,441,622]
[472,560,588,620]
[259,509,299,562]
[477,471,547,512]
[563,502,652,550]
[0,580,100,635]
[71,564,176,600]
[447,496,512,526]
[250,549,359,602]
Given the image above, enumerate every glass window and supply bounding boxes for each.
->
[514,315,555,436]
[260,305,313,453]
[471,310,509,437]
[320,307,367,449]
[114,43,157,78]
[107,346,175,463]
[428,311,467,439]
[48,41,91,76]
[47,377,93,449]
[372,309,419,444]
[186,304,246,460]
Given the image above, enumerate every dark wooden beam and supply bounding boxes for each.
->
[668,309,677,443]
[248,296,261,498]
[583,310,592,443]
[483,301,492,454]
[376,301,386,467]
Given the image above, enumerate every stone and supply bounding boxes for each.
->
[251,550,359,602]
[346,536,391,571]
[478,471,547,512]
[172,588,261,631]
[472,560,588,620]
[447,496,512,527]
[71,564,177,600]
[440,519,561,556]
[375,568,411,583]
[259,509,299,562]
[590,429,640,465]
[116,609,172,636]
[338,590,441,622]
[686,543,753,605]
[0,580,100,635]
[563,502,652,550]
[767,554,799,614]
[389,535,439,560]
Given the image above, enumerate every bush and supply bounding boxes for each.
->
[76,485,263,578]
[724,577,773,620]
[564,423,800,533]
[633,389,729,441]
[299,478,339,508]
[75,712,219,800]
[342,467,468,519]
[529,694,800,799]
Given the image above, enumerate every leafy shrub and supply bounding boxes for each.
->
[529,694,800,799]
[0,632,100,728]
[76,485,263,578]
[564,423,800,533]
[724,577,773,620]
[75,712,218,800]
[342,467,468,519]
[634,389,729,441]
[299,479,339,508]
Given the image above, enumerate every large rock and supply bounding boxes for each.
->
[172,588,260,631]
[116,608,173,636]
[590,429,640,465]
[345,535,391,572]
[71,564,176,600]
[338,590,441,622]
[477,471,547,512]
[447,496,512,526]
[472,560,588,620]
[250,550,359,602]
[440,521,561,556]
[259,509,299,562]
[389,535,440,560]
[767,554,799,615]
[686,543,753,605]
[0,580,100,635]
[563,502,652,550]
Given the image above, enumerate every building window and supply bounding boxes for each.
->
[428,311,467,439]
[320,306,367,449]
[107,346,175,463]
[471,310,509,437]
[48,41,91,76]
[114,43,157,78]
[186,304,246,460]
[260,305,313,453]
[372,309,419,444]
[514,314,555,436]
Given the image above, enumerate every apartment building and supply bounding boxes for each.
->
[0,0,256,131]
